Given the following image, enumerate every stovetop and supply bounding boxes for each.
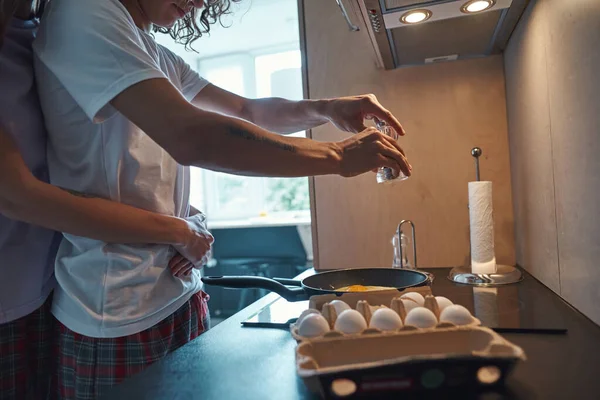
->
[242,268,568,334]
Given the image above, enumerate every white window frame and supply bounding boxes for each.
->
[191,46,309,222]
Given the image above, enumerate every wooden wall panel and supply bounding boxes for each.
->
[303,0,515,269]
[504,0,600,325]
[504,0,560,293]
[545,0,600,325]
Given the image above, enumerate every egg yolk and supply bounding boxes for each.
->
[344,285,369,292]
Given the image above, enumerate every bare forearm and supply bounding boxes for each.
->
[245,98,331,134]
[0,172,188,246]
[111,79,340,177]
[193,85,406,138]
[175,110,341,177]
[190,84,331,135]
[112,79,403,179]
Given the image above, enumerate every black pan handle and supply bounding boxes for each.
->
[271,277,302,287]
[201,276,308,302]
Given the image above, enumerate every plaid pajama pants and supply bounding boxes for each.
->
[0,295,55,400]
[55,290,210,400]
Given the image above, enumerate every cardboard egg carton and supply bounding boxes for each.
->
[292,289,526,396]
[291,292,481,342]
[296,325,526,397]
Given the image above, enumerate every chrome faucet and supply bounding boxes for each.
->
[393,220,435,282]
[393,220,417,270]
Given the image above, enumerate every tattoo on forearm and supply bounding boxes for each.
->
[227,126,297,153]
[60,187,97,198]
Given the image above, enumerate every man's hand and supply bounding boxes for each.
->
[323,94,406,136]
[170,213,214,277]
[337,127,411,178]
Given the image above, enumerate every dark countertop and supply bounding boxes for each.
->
[103,268,600,399]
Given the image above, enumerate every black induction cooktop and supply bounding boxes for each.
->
[242,268,567,334]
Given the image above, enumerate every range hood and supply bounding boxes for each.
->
[338,0,529,69]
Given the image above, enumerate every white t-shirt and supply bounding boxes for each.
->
[33,0,209,338]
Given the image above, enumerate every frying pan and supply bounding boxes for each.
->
[201,268,430,302]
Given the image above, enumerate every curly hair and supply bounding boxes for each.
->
[153,0,243,51]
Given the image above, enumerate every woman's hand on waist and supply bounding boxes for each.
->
[170,213,214,277]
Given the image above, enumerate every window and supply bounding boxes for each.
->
[199,50,309,221]
[155,0,310,223]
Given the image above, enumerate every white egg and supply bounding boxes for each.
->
[334,309,368,334]
[405,307,438,329]
[297,309,321,325]
[435,296,453,312]
[329,300,351,315]
[401,292,425,306]
[369,308,403,331]
[402,298,420,314]
[298,313,330,338]
[440,305,474,326]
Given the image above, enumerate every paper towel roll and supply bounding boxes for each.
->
[469,181,497,274]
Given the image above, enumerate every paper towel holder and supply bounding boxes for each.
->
[448,264,523,286]
[448,147,523,286]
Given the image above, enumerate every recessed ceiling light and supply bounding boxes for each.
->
[400,9,432,24]
[461,0,496,14]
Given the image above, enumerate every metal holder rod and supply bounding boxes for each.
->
[471,147,482,181]
[448,147,522,286]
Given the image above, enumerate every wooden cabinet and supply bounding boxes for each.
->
[300,0,515,269]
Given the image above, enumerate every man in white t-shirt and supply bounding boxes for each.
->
[34,0,412,396]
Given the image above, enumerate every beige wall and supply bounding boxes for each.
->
[505,0,600,325]
[302,0,515,270]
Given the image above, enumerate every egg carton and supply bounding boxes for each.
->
[291,292,481,342]
[296,325,526,398]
